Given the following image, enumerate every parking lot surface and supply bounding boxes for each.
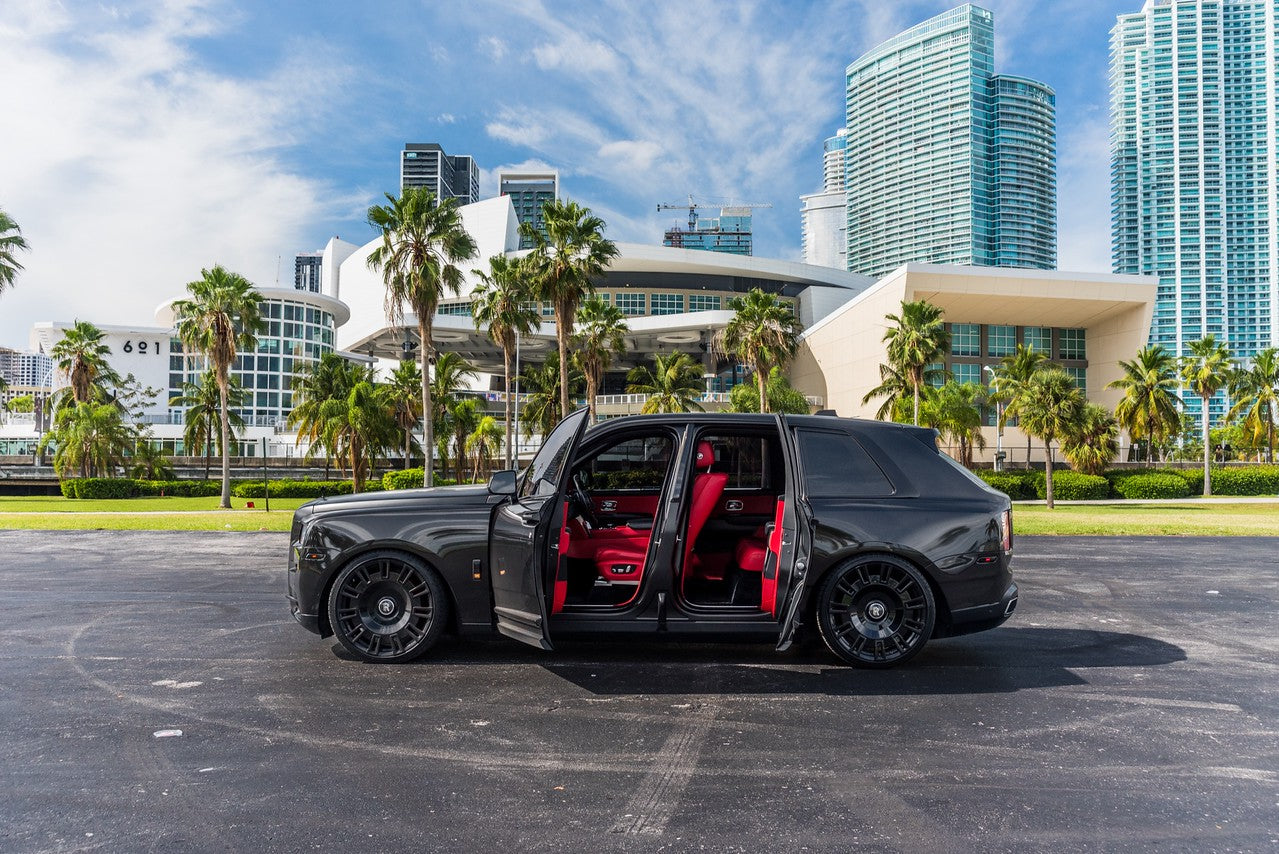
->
[1,530,1277,853]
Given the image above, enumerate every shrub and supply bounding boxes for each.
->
[232,479,354,499]
[1034,471,1109,501]
[1110,473,1190,500]
[1210,466,1279,496]
[72,478,139,499]
[383,469,459,490]
[134,479,221,497]
[973,469,1036,500]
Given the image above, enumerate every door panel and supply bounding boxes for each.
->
[489,408,589,649]
[774,416,814,650]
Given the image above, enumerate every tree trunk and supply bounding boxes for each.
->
[218,377,232,509]
[1201,394,1212,497]
[419,318,433,489]
[587,369,599,424]
[204,424,212,480]
[556,301,571,424]
[1044,442,1055,510]
[503,347,513,469]
[351,438,362,494]
[912,383,920,426]
[757,364,768,414]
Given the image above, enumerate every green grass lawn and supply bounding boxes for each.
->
[1,494,1275,535]
[0,495,309,531]
[1013,502,1279,536]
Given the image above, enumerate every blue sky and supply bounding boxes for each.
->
[0,0,1132,346]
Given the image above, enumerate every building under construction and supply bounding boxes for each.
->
[658,197,769,256]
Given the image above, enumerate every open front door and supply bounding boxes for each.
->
[773,415,814,651]
[489,408,590,649]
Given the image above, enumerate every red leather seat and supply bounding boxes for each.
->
[594,441,725,582]
[735,536,767,572]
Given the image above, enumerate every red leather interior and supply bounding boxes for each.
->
[590,493,660,517]
[760,499,786,616]
[683,443,728,573]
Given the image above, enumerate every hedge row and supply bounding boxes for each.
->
[382,468,459,490]
[231,479,386,499]
[975,465,1279,500]
[61,478,222,499]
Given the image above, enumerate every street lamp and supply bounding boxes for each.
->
[983,366,1005,472]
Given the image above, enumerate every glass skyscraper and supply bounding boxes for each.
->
[844,5,1057,278]
[1111,0,1278,401]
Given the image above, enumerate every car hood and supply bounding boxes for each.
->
[301,483,494,515]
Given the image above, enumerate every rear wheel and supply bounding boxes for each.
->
[816,555,935,668]
[327,550,449,663]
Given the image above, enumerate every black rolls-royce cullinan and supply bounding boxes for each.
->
[286,409,1017,668]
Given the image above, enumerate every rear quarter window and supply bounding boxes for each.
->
[795,429,894,498]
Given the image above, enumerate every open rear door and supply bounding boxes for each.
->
[488,408,589,649]
[773,414,814,651]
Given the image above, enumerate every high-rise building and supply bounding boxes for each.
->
[0,346,52,409]
[1111,0,1278,423]
[400,143,480,206]
[844,5,1057,277]
[801,130,850,269]
[499,171,558,249]
[663,209,753,256]
[294,252,323,293]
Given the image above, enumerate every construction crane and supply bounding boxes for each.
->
[657,194,773,232]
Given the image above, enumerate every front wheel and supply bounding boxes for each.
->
[327,550,449,663]
[816,555,935,668]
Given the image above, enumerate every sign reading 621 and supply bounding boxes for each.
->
[122,340,164,355]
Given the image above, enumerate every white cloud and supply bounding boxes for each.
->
[0,0,353,345]
[480,36,506,61]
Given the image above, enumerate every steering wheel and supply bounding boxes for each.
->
[571,471,600,531]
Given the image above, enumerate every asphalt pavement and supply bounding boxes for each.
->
[1,531,1276,853]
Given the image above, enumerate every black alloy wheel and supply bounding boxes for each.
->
[327,550,448,663]
[816,555,936,668]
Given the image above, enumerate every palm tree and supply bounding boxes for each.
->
[727,366,812,415]
[574,296,628,423]
[317,380,398,493]
[714,288,803,414]
[128,436,175,480]
[467,415,503,481]
[50,321,119,405]
[626,352,706,414]
[522,199,619,424]
[447,397,481,482]
[518,352,582,441]
[289,353,362,469]
[430,351,478,459]
[367,187,479,488]
[1227,347,1279,464]
[991,344,1050,468]
[0,208,30,296]
[171,369,246,480]
[882,300,950,426]
[171,266,264,508]
[1017,368,1085,509]
[862,362,946,422]
[472,254,540,468]
[40,402,135,478]
[920,382,986,467]
[385,359,424,468]
[1180,335,1235,496]
[1108,345,1182,466]
[1061,403,1120,476]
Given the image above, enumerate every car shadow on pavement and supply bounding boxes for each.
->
[396,626,1187,697]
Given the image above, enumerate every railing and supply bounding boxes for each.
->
[594,392,824,408]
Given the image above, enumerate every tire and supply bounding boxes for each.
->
[327,550,449,663]
[815,554,936,668]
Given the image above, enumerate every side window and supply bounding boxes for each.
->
[796,429,894,498]
[581,435,672,490]
[518,417,579,500]
[700,434,783,490]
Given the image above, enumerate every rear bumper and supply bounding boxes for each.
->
[938,581,1018,638]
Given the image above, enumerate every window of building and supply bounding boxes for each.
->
[952,362,982,386]
[986,324,1016,357]
[951,323,980,357]
[1022,326,1051,354]
[1059,328,1086,360]
[650,293,684,315]
[1064,366,1087,389]
[688,294,721,312]
[616,292,646,316]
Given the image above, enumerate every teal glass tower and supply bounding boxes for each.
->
[1111,0,1278,391]
[844,5,1057,278]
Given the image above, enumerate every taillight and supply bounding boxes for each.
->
[999,509,1013,554]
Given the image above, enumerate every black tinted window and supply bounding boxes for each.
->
[519,415,580,499]
[796,429,894,497]
[581,435,672,490]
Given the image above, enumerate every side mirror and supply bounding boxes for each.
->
[488,469,517,496]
